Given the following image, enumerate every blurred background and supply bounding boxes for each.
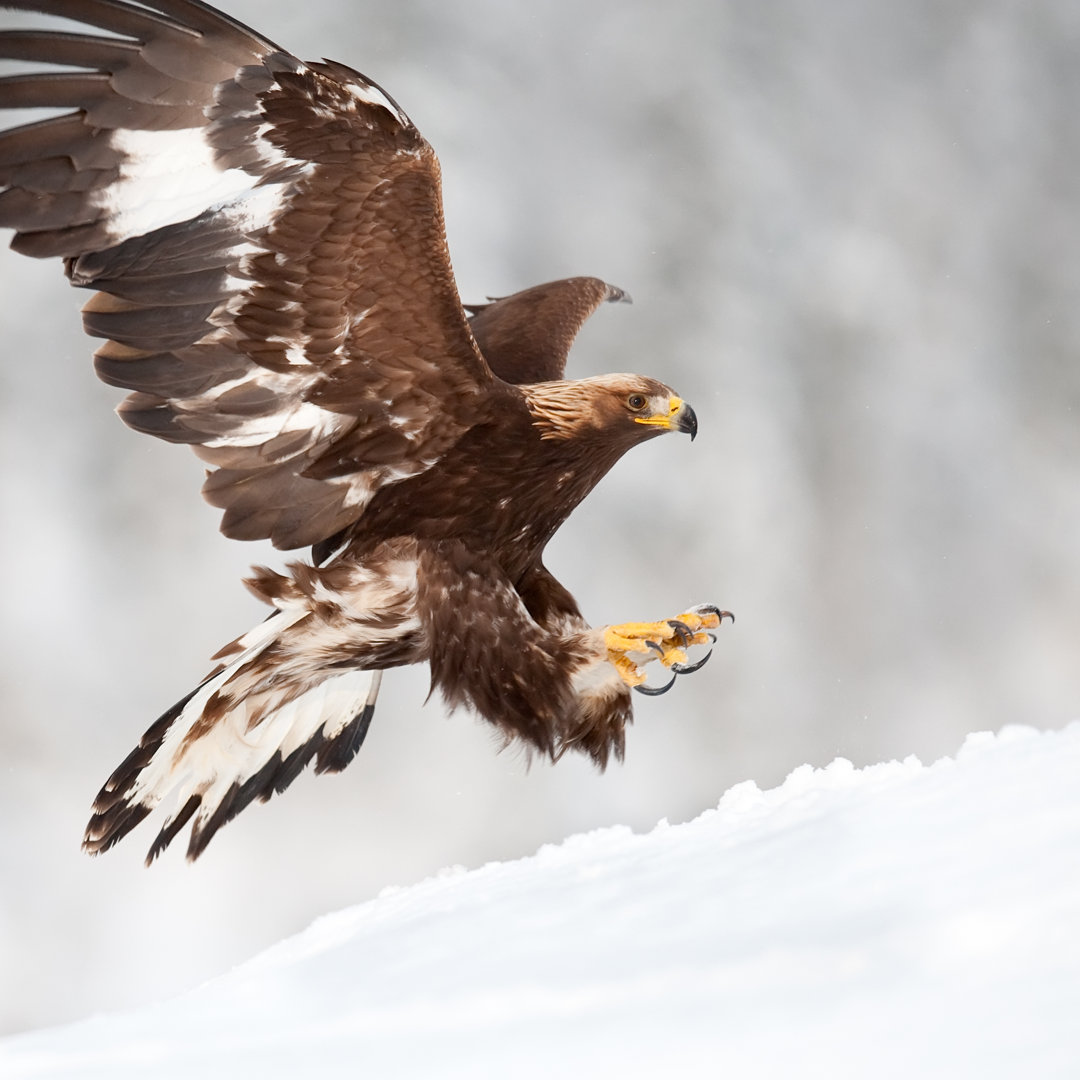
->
[1,0,1078,1035]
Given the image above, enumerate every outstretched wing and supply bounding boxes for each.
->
[0,0,492,549]
[466,277,629,384]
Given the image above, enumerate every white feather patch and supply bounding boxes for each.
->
[99,129,261,242]
[125,551,419,833]
[127,606,308,810]
[180,666,381,832]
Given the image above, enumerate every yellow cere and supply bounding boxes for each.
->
[634,396,683,428]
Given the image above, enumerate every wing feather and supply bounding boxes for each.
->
[466,277,630,384]
[0,0,492,549]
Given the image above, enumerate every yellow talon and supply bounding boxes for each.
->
[608,652,646,687]
[674,610,722,633]
[606,621,671,642]
[602,605,731,690]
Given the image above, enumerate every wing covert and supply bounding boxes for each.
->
[0,0,492,549]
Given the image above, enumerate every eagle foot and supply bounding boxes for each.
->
[604,605,732,694]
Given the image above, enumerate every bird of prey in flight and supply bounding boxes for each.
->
[0,0,730,861]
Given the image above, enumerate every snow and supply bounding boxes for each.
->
[4,0,1080,1038]
[3,723,1078,1079]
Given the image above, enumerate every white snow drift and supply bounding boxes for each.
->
[3,722,1078,1079]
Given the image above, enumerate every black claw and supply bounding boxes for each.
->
[645,640,665,658]
[671,649,713,676]
[689,604,734,626]
[667,619,693,647]
[633,672,677,696]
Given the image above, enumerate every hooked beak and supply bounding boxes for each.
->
[673,398,698,441]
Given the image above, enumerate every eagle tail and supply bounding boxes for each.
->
[83,610,383,864]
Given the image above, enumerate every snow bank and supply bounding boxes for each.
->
[4,723,1079,1079]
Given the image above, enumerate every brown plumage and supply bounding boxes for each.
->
[0,0,730,862]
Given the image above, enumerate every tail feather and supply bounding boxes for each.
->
[83,800,154,858]
[145,794,201,865]
[177,671,382,862]
[83,687,200,856]
[83,611,385,862]
[314,682,380,774]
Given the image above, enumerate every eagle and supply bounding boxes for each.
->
[0,0,730,862]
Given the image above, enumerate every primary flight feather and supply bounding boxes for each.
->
[0,0,730,862]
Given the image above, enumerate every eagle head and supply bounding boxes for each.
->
[525,374,698,445]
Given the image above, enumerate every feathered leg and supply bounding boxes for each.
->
[417,545,729,768]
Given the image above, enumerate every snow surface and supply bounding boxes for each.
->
[3,722,1079,1079]
[5,0,1080,1038]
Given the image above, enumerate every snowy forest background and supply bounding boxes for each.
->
[1,0,1078,1035]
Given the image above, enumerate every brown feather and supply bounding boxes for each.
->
[1,0,712,861]
[467,277,630,384]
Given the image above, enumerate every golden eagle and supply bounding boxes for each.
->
[0,0,730,861]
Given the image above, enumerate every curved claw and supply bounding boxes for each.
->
[645,640,665,658]
[633,671,677,696]
[689,604,735,626]
[671,648,713,676]
[666,620,693,647]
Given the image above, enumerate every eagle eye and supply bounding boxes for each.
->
[627,393,648,411]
